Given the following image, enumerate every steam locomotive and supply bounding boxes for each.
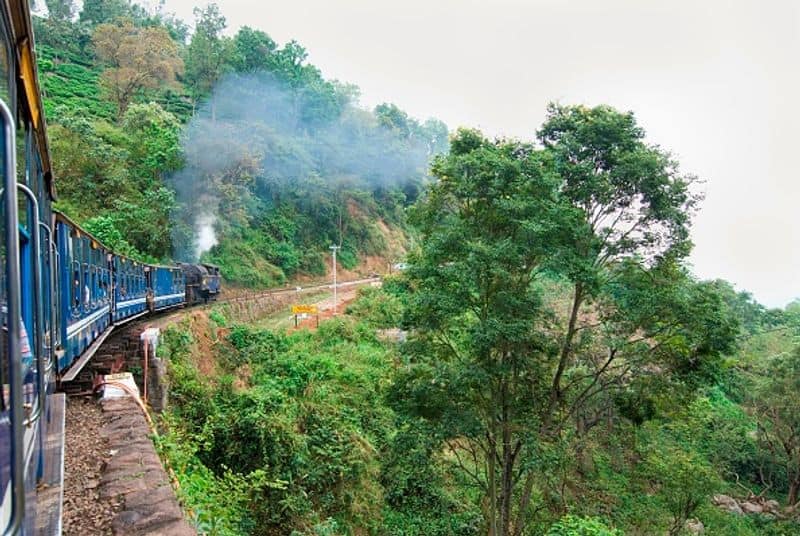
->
[0,2,220,532]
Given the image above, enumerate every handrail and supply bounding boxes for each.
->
[17,183,44,428]
[39,221,55,374]
[0,98,25,536]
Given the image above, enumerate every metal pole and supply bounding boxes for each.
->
[329,245,339,316]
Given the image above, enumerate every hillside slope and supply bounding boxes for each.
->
[35,2,444,282]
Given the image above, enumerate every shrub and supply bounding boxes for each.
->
[546,515,623,536]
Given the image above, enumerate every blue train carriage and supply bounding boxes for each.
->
[0,0,65,533]
[113,254,148,323]
[146,264,185,312]
[54,211,113,373]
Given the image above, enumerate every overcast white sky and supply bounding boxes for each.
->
[166,0,799,308]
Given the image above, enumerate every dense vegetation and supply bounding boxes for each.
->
[155,107,800,535]
[37,1,800,534]
[159,282,799,535]
[37,0,445,280]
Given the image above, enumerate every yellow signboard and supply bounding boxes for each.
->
[292,304,318,315]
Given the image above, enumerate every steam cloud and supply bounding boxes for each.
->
[169,71,446,261]
[195,213,218,259]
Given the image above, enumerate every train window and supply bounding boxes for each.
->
[53,248,61,349]
[72,266,80,309]
[121,262,127,298]
[100,267,107,303]
[71,235,80,312]
[90,265,97,308]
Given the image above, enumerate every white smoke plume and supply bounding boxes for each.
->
[169,71,447,262]
[195,213,218,259]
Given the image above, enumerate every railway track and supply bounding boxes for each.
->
[211,276,379,305]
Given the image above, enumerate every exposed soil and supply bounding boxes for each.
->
[62,397,121,536]
[186,311,217,379]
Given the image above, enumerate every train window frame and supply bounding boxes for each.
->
[120,260,127,299]
[89,263,96,309]
[70,231,81,316]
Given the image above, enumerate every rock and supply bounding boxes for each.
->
[713,494,744,515]
[685,518,704,534]
[741,501,764,514]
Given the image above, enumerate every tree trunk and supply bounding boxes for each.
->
[544,282,583,430]
[488,426,498,536]
[500,376,513,535]
[789,475,800,506]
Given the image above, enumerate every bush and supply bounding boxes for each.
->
[345,286,403,328]
[546,515,622,536]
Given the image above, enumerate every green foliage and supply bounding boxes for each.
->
[546,515,622,536]
[639,435,720,535]
[121,102,183,183]
[184,4,232,100]
[395,118,725,535]
[744,345,800,504]
[203,238,286,288]
[37,4,423,274]
[155,414,259,535]
[80,0,134,25]
[160,327,214,432]
[208,309,228,328]
[345,286,403,328]
[82,215,145,259]
[161,303,487,535]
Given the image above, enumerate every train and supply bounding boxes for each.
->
[0,1,220,533]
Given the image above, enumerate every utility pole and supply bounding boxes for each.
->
[329,245,339,315]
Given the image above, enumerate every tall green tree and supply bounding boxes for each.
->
[396,129,568,535]
[184,4,232,115]
[121,102,182,184]
[395,113,736,535]
[231,26,276,73]
[44,0,75,21]
[536,103,700,431]
[80,0,131,25]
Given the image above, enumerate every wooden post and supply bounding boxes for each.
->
[143,338,148,404]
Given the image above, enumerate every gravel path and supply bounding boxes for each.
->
[62,397,122,535]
